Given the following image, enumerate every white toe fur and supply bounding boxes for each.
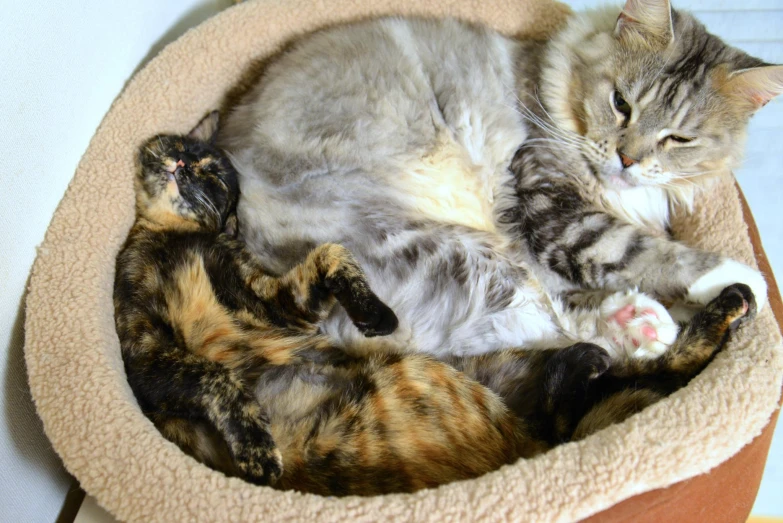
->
[687,259,767,311]
[600,291,679,360]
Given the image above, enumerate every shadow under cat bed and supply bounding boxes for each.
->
[24,0,783,521]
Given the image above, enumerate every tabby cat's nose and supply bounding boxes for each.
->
[618,151,637,168]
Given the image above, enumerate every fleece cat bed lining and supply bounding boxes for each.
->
[24,0,783,521]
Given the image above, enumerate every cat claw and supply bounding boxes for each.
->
[600,291,678,359]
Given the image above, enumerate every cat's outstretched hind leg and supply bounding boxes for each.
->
[653,283,755,374]
[541,342,612,443]
[446,342,611,449]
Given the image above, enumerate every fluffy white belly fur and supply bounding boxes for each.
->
[397,135,498,233]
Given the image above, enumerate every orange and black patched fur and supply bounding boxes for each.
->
[115,112,756,495]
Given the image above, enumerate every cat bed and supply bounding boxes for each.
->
[24,0,783,521]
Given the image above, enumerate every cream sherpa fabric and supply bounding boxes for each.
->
[24,0,783,521]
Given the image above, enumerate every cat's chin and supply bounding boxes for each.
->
[599,173,637,191]
[604,175,632,189]
[588,162,638,191]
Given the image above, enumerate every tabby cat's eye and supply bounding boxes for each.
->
[612,90,631,117]
[666,135,694,144]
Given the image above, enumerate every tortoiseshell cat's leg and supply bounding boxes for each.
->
[450,284,754,445]
[446,343,611,450]
[124,347,281,485]
[229,240,398,336]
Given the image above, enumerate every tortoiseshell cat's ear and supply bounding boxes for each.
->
[614,0,674,49]
[188,111,220,144]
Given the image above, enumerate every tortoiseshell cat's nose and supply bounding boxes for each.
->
[618,151,637,168]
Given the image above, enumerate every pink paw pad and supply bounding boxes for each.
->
[639,308,658,319]
[640,325,658,340]
[609,304,660,347]
[610,304,636,327]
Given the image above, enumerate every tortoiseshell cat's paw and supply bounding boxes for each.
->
[351,295,399,338]
[228,403,283,485]
[709,283,756,331]
[545,343,611,396]
[233,444,283,486]
[600,291,678,359]
[687,260,767,312]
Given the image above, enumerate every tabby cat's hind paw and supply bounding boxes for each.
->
[601,291,678,359]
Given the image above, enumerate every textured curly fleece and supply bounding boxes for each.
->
[23,0,783,521]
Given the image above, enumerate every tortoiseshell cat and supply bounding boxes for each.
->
[115,113,756,495]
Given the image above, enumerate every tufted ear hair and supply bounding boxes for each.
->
[614,0,674,49]
[720,65,783,113]
[188,110,220,144]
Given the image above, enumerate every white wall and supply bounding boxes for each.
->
[2,0,780,520]
[0,1,231,520]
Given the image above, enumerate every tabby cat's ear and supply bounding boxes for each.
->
[614,0,674,49]
[188,111,220,144]
[720,65,783,112]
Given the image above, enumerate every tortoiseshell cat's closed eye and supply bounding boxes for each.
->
[115,112,757,495]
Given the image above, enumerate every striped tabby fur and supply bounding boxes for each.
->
[219,0,780,360]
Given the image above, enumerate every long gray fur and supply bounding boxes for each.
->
[219,3,779,358]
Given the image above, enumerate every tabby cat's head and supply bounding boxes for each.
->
[136,112,239,232]
[542,0,783,200]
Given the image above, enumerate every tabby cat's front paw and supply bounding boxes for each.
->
[600,291,678,359]
[687,259,767,312]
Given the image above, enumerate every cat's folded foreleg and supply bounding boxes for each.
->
[235,241,398,336]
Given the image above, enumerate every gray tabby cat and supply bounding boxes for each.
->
[219,0,781,361]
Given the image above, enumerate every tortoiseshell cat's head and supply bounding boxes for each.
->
[136,112,239,232]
